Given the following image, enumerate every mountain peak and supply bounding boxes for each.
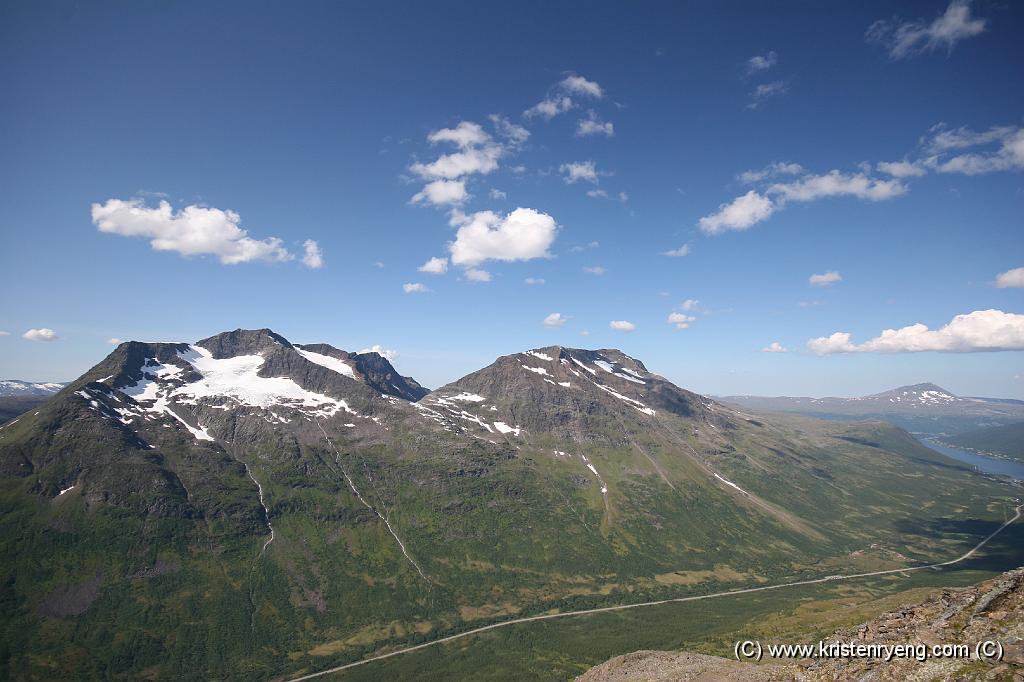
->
[196,328,293,359]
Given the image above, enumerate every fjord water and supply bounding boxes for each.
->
[919,437,1024,480]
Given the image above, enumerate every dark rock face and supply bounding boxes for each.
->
[197,328,292,359]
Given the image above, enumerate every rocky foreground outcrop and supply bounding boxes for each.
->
[577,567,1024,681]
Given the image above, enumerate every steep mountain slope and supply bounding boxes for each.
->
[0,334,1020,680]
[720,383,1024,436]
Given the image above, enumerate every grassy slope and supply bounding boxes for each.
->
[0,398,1021,680]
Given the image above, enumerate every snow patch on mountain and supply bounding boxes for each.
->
[296,348,357,380]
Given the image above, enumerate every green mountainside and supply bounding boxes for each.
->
[0,330,1020,680]
[944,421,1024,463]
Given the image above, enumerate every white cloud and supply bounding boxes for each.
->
[418,256,449,274]
[866,1,986,59]
[610,320,636,332]
[301,240,324,269]
[876,160,927,178]
[409,145,501,180]
[91,198,296,265]
[0,331,9,336]
[583,266,606,275]
[449,208,558,266]
[489,188,507,200]
[488,114,529,145]
[808,309,1024,354]
[580,329,591,336]
[762,341,787,353]
[560,161,599,184]
[747,51,778,73]
[465,268,491,282]
[23,328,58,342]
[995,267,1024,289]
[662,244,691,257]
[428,121,490,149]
[560,75,604,98]
[525,277,545,285]
[576,111,614,137]
[524,95,574,120]
[739,162,803,184]
[680,299,700,311]
[809,271,843,286]
[544,312,568,328]
[667,312,696,329]
[359,344,399,362]
[587,189,609,199]
[373,261,385,268]
[926,126,1024,175]
[768,171,906,202]
[411,179,468,206]
[402,282,429,294]
[747,81,788,108]
[698,190,777,234]
[108,337,122,345]
[618,191,629,202]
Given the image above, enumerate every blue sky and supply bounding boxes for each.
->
[1,0,1022,397]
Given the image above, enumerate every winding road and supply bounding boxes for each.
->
[286,503,1021,681]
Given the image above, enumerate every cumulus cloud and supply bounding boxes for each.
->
[662,244,691,257]
[667,312,695,329]
[876,160,927,178]
[524,74,604,119]
[489,114,529,145]
[583,266,606,275]
[739,162,803,184]
[23,328,58,342]
[525,277,545,285]
[449,208,558,266]
[560,161,599,184]
[609,320,636,332]
[544,312,568,328]
[809,271,843,286]
[867,1,986,59]
[762,341,788,353]
[465,268,491,282]
[925,126,1024,175]
[560,75,604,98]
[698,190,777,234]
[108,337,122,345]
[359,344,399,362]
[91,198,296,265]
[576,111,614,137]
[410,120,503,181]
[700,169,908,235]
[808,309,1024,354]
[411,179,468,206]
[746,51,778,74]
[302,240,324,269]
[995,267,1024,288]
[767,171,906,202]
[418,256,449,274]
[0,331,9,336]
[524,95,574,120]
[680,299,700,311]
[402,282,429,294]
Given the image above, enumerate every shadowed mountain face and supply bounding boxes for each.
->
[719,383,1024,436]
[0,331,1019,680]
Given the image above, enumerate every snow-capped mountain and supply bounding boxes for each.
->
[0,380,66,397]
[719,382,1024,435]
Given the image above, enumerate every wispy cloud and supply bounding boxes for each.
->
[867,1,986,59]
[809,271,842,287]
[402,282,429,294]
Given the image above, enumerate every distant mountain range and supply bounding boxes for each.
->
[718,382,1024,436]
[0,329,1020,679]
[0,380,65,398]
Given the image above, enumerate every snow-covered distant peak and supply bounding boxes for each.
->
[0,380,65,397]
